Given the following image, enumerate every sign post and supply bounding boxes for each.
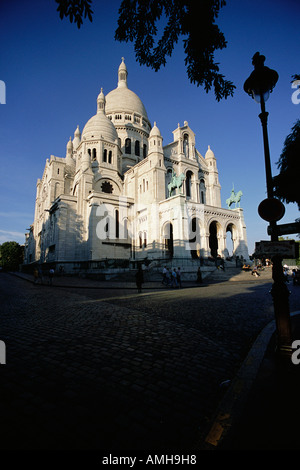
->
[255,239,294,357]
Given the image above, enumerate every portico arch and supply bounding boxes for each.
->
[162,222,173,258]
[226,223,237,257]
[189,217,201,259]
[209,220,221,258]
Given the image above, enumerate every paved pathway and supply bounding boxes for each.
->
[0,269,299,450]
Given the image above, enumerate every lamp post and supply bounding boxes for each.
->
[244,52,292,358]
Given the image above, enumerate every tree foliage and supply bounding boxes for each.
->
[0,241,24,271]
[273,118,300,209]
[55,0,235,101]
[56,0,93,28]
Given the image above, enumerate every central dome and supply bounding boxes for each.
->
[105,58,149,122]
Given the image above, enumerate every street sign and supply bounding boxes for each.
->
[267,221,300,236]
[258,198,285,222]
[255,240,299,258]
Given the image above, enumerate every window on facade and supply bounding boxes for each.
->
[115,210,119,238]
[200,179,206,204]
[57,168,60,175]
[135,140,140,156]
[92,148,97,161]
[101,181,113,194]
[186,171,192,198]
[143,144,147,158]
[139,233,143,249]
[144,232,147,248]
[103,149,107,162]
[125,138,131,154]
[108,151,112,164]
[88,149,91,156]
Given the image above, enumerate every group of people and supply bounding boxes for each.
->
[33,267,54,285]
[162,266,182,288]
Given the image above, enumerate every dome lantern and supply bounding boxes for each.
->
[118,57,128,88]
[97,88,106,114]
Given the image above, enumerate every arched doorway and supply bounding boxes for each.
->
[189,217,200,259]
[163,222,173,258]
[226,223,235,257]
[209,221,218,258]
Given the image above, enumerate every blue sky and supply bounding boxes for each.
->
[0,0,299,254]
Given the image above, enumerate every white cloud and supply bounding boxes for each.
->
[0,211,33,219]
[0,229,25,244]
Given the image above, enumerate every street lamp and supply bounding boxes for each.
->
[244,52,292,358]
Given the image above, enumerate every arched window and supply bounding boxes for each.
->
[108,151,112,164]
[92,148,97,161]
[186,171,193,198]
[143,144,147,158]
[199,178,206,204]
[135,140,140,156]
[103,149,107,163]
[115,210,119,239]
[143,232,147,248]
[125,138,131,154]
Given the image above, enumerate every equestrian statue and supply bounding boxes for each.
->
[168,170,185,198]
[226,184,243,208]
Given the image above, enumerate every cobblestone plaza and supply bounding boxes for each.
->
[1,268,299,450]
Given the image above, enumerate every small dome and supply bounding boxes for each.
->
[82,113,118,142]
[67,136,73,150]
[73,125,81,148]
[74,125,81,137]
[82,88,118,142]
[149,121,161,137]
[205,145,215,158]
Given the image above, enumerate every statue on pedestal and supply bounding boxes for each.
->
[226,184,243,208]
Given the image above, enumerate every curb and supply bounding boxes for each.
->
[198,310,300,450]
[8,272,205,290]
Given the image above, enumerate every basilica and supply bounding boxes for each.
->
[24,58,249,274]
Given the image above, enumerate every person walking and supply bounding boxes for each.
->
[135,265,144,293]
[162,266,167,285]
[197,267,202,284]
[33,268,39,284]
[165,268,171,287]
[49,268,54,285]
[177,267,182,288]
[171,268,178,288]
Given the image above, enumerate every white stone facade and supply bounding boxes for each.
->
[24,59,249,272]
